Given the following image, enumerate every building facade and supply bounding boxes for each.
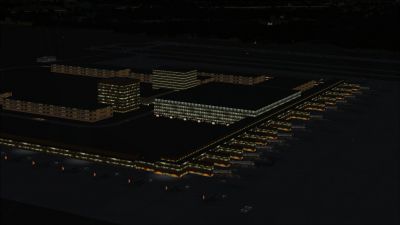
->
[97,78,140,113]
[152,69,199,90]
[2,98,113,122]
[51,64,130,78]
[154,92,301,125]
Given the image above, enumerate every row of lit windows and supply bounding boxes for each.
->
[152,74,198,79]
[51,65,129,73]
[98,87,139,94]
[153,70,197,76]
[155,104,248,118]
[155,109,241,120]
[155,99,254,114]
[98,86,138,90]
[152,72,199,90]
[98,83,139,88]
[152,81,198,87]
[97,92,138,97]
[154,91,300,125]
[152,79,198,84]
[98,93,138,97]
[154,104,244,124]
[51,65,130,78]
[97,82,140,113]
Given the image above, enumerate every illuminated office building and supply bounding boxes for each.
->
[97,78,140,113]
[51,64,130,78]
[154,83,300,125]
[2,97,113,122]
[152,69,199,90]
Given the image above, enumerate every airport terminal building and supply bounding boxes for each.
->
[97,78,140,113]
[154,83,301,125]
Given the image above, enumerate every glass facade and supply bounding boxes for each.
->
[154,92,300,125]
